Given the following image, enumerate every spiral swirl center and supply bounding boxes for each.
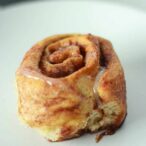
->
[39,44,85,78]
[49,45,82,64]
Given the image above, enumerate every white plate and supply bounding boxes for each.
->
[0,1,146,146]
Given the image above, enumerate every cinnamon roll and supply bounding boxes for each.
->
[16,34,127,142]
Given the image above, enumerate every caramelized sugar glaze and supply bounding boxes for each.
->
[16,34,127,142]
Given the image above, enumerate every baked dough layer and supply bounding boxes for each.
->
[16,34,127,141]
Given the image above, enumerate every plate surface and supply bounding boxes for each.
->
[0,1,146,146]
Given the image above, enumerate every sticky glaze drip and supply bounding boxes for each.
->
[93,67,105,104]
[18,68,60,86]
[95,129,108,142]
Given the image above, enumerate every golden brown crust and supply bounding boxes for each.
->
[16,34,127,141]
